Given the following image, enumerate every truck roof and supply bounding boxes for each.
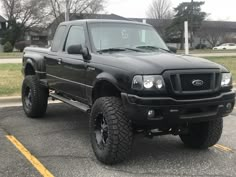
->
[60,19,152,26]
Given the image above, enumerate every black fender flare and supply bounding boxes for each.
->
[23,53,46,78]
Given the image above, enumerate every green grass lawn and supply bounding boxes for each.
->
[0,64,22,96]
[177,49,236,54]
[0,58,235,97]
[0,52,23,59]
[206,56,236,79]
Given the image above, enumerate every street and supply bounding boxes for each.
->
[0,103,236,177]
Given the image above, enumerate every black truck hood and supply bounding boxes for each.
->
[95,52,226,75]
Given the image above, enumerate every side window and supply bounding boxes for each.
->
[51,25,66,52]
[64,26,85,52]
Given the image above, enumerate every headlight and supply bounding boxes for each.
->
[221,73,232,87]
[143,76,154,89]
[132,75,165,91]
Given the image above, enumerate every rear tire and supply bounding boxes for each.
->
[90,97,133,164]
[22,75,48,118]
[179,118,223,149]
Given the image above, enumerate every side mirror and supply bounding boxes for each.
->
[67,44,91,60]
[168,46,177,53]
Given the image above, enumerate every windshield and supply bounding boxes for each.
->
[89,22,169,52]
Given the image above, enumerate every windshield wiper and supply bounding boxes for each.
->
[136,45,171,53]
[97,47,142,53]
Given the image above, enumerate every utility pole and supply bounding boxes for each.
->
[65,0,70,21]
[190,0,194,48]
[184,21,189,55]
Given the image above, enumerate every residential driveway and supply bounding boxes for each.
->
[0,104,236,177]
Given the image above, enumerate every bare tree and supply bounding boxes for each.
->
[146,0,173,40]
[49,0,105,21]
[1,0,49,46]
[197,24,226,48]
[146,0,173,20]
[1,0,49,28]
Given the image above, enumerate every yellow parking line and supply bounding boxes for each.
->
[6,135,54,177]
[214,144,233,152]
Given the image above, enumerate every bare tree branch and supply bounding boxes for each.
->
[197,24,226,47]
[146,0,173,20]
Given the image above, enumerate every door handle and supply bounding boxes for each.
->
[57,58,62,65]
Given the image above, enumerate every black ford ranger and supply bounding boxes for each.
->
[22,19,235,164]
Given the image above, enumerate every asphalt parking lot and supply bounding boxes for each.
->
[0,103,236,177]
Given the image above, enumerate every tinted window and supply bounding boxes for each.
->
[51,25,66,52]
[64,26,85,52]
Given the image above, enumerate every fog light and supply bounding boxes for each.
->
[148,110,155,118]
[226,103,232,110]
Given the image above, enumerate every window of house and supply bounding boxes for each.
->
[64,26,85,52]
[0,23,2,29]
[51,25,66,52]
[32,36,39,41]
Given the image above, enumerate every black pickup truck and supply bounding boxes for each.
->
[22,19,235,164]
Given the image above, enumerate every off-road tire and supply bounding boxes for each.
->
[179,118,223,149]
[22,75,48,118]
[90,97,133,164]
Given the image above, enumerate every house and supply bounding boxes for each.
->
[0,15,7,52]
[47,13,129,42]
[23,27,48,46]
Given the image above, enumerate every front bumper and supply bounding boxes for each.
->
[121,91,235,128]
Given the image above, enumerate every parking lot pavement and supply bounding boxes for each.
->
[0,125,40,176]
[0,104,236,177]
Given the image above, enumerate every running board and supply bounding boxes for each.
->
[50,93,90,113]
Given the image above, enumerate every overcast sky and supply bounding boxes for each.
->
[106,0,236,21]
[0,0,236,21]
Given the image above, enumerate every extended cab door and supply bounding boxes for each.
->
[45,25,67,90]
[59,25,88,103]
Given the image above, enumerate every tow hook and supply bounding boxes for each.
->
[144,127,188,138]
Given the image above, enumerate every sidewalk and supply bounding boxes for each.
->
[0,58,21,64]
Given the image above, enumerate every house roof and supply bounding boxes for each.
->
[0,15,6,23]
[202,21,236,31]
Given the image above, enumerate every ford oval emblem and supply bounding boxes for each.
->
[192,79,204,86]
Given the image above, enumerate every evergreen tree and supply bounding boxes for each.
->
[166,1,206,49]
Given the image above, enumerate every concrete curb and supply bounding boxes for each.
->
[0,96,21,104]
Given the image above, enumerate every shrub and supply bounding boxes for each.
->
[3,42,13,52]
[195,44,207,49]
[15,41,31,52]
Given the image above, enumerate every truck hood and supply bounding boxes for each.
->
[95,52,226,74]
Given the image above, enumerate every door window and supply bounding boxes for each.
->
[51,25,66,52]
[64,26,85,52]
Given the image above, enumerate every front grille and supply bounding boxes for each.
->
[165,70,221,95]
[180,74,211,91]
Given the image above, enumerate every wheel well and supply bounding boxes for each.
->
[92,81,121,103]
[25,64,35,76]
